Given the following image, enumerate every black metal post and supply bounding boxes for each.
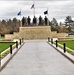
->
[48,37,50,42]
[20,39,21,45]
[22,38,24,43]
[16,41,18,48]
[51,38,53,44]
[56,40,58,47]
[63,43,66,53]
[10,45,12,54]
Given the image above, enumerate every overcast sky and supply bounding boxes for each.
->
[0,0,74,23]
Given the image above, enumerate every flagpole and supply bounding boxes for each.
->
[47,8,49,26]
[20,9,22,27]
[20,16,22,27]
[17,9,22,27]
[33,1,35,17]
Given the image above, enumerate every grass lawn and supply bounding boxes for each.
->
[58,41,74,50]
[0,42,15,53]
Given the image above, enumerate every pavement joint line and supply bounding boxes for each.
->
[0,42,25,71]
[47,41,74,64]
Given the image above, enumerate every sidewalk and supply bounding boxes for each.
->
[0,40,74,75]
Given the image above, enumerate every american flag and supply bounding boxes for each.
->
[31,4,34,9]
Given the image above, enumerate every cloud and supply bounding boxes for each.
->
[0,0,74,23]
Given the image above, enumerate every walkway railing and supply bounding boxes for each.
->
[0,38,24,71]
[48,37,74,63]
[48,37,74,53]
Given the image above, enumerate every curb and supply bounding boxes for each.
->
[47,42,74,64]
[0,42,25,71]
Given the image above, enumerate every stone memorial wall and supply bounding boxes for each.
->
[5,26,67,40]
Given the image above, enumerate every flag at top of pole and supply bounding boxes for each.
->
[44,9,49,25]
[44,10,48,15]
[17,10,22,27]
[17,10,21,16]
[31,2,35,16]
[31,4,34,9]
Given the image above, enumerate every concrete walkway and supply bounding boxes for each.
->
[0,41,74,75]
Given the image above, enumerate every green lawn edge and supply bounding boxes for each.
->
[54,42,74,56]
[0,42,20,59]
